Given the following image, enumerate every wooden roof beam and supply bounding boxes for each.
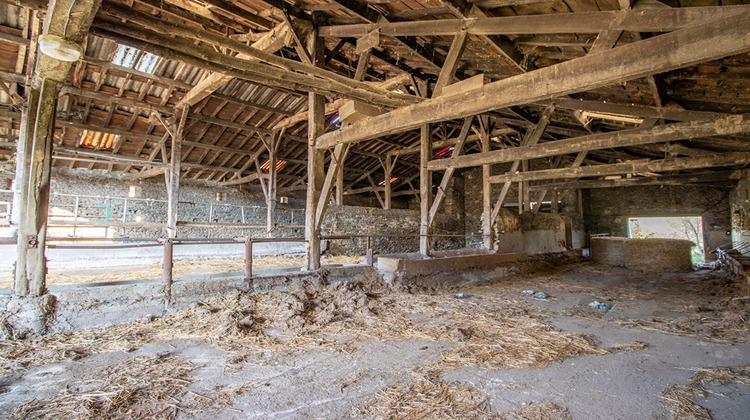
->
[318,6,750,37]
[428,113,750,171]
[315,12,750,150]
[491,152,750,183]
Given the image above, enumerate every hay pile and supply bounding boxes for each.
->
[660,365,750,419]
[9,353,196,420]
[1,273,610,380]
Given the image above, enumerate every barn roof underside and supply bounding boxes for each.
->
[0,0,748,198]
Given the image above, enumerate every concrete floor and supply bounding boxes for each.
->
[1,260,748,419]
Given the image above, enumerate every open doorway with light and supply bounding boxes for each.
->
[627,216,705,263]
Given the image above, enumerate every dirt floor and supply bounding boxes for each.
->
[0,255,363,289]
[0,258,748,419]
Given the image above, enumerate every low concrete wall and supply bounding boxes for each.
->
[376,249,526,286]
[590,237,694,272]
[0,264,375,335]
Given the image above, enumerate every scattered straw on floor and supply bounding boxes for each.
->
[1,272,611,379]
[356,370,572,420]
[9,353,196,420]
[660,365,750,420]
[355,372,495,419]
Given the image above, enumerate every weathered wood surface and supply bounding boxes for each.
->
[315,13,750,150]
[428,113,750,171]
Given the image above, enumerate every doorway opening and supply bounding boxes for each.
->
[627,216,705,263]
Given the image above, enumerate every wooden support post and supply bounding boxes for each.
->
[517,182,523,215]
[383,156,393,210]
[305,32,325,271]
[244,239,253,282]
[551,190,559,214]
[14,80,59,297]
[366,236,373,266]
[162,238,173,305]
[266,135,277,235]
[13,82,40,297]
[420,124,432,256]
[481,121,492,250]
[165,107,187,238]
[335,160,344,205]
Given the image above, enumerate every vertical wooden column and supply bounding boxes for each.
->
[10,85,37,242]
[166,107,187,239]
[14,79,56,297]
[481,125,492,250]
[305,30,325,271]
[335,163,344,205]
[266,134,277,235]
[517,182,523,215]
[521,161,531,212]
[383,156,393,210]
[419,124,432,256]
[551,189,559,214]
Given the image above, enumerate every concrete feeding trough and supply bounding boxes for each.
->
[376,248,527,286]
[590,237,695,272]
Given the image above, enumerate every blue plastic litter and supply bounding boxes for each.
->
[455,293,467,298]
[521,290,535,295]
[589,301,611,310]
[533,292,547,299]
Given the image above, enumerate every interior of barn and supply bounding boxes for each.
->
[0,0,749,418]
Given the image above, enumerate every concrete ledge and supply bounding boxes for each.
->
[377,250,527,286]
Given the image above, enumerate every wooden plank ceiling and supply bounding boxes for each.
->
[0,0,748,199]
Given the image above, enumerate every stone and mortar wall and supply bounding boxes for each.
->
[463,167,584,250]
[43,168,306,239]
[321,203,464,256]
[730,170,750,246]
[584,185,732,258]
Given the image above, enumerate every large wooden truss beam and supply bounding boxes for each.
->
[318,6,749,37]
[527,170,741,191]
[490,153,750,183]
[428,113,750,171]
[316,12,750,150]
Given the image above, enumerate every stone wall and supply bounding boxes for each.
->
[730,170,750,247]
[29,168,307,239]
[584,185,732,258]
[321,204,464,256]
[463,167,584,250]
